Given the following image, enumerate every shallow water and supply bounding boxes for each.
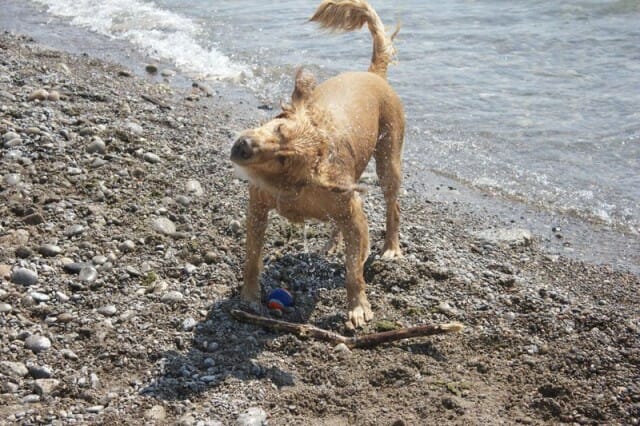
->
[2,0,639,272]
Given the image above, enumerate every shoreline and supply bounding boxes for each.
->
[1,31,639,425]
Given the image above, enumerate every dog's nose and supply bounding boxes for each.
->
[231,137,253,162]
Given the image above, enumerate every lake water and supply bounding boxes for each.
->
[2,0,639,271]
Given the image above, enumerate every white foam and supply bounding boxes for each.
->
[32,0,249,80]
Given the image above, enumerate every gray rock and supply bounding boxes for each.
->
[182,317,197,331]
[23,213,44,225]
[63,262,92,274]
[24,335,52,353]
[0,361,29,378]
[0,91,16,102]
[3,173,21,186]
[153,217,176,235]
[161,291,184,304]
[64,224,85,237]
[61,349,79,360]
[15,246,33,258]
[67,167,83,175]
[124,121,144,136]
[2,131,20,142]
[97,305,117,317]
[236,407,267,426]
[175,195,191,206]
[22,394,41,403]
[28,365,53,379]
[92,255,108,265]
[119,240,136,253]
[0,302,12,313]
[79,266,98,282]
[86,137,106,154]
[47,90,61,101]
[30,292,50,303]
[11,268,38,286]
[186,179,204,197]
[145,64,159,74]
[39,244,62,257]
[85,406,105,414]
[34,379,60,396]
[28,88,49,101]
[475,228,533,246]
[143,152,161,164]
[144,405,167,422]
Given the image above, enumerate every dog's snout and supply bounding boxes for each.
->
[231,137,253,162]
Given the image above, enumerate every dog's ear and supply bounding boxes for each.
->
[291,68,316,109]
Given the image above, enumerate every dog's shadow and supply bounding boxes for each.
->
[142,252,347,400]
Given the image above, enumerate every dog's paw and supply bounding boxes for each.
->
[381,247,403,260]
[347,302,373,329]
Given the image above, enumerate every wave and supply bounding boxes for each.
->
[32,0,249,80]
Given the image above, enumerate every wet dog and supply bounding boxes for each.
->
[230,0,404,328]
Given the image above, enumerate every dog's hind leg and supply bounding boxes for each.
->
[375,123,404,259]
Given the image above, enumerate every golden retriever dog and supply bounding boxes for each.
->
[230,0,404,328]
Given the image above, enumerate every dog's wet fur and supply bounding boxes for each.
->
[230,0,405,328]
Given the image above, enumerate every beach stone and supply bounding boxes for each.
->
[24,335,52,353]
[92,255,108,265]
[2,131,20,142]
[153,217,176,235]
[61,349,79,360]
[124,121,144,136]
[161,291,184,304]
[34,379,60,396]
[47,90,61,101]
[28,365,53,379]
[39,244,62,257]
[186,179,204,197]
[28,88,49,101]
[57,312,75,323]
[182,317,197,331]
[97,305,117,317]
[143,152,161,164]
[23,213,44,225]
[30,291,50,303]
[16,246,33,258]
[145,64,159,74]
[119,240,136,252]
[56,292,70,303]
[63,262,91,274]
[86,406,104,414]
[64,224,85,237]
[86,137,106,154]
[237,407,267,426]
[476,228,533,246]
[11,268,38,286]
[0,90,16,101]
[3,173,21,185]
[79,266,98,282]
[0,302,12,313]
[144,405,167,422]
[0,264,12,279]
[22,394,41,403]
[175,195,191,206]
[0,361,29,378]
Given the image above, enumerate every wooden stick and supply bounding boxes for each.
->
[230,309,463,349]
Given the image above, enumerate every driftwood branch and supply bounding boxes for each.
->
[230,309,463,349]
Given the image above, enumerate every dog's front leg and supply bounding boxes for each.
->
[338,194,373,328]
[240,185,270,304]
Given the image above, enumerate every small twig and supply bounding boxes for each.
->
[230,309,463,349]
[141,93,171,110]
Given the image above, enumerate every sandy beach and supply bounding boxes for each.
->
[1,31,639,425]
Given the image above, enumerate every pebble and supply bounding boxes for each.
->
[16,246,33,258]
[34,379,60,396]
[143,152,161,164]
[119,240,136,252]
[47,90,61,101]
[63,262,91,274]
[3,173,21,185]
[23,213,44,225]
[39,244,62,257]
[28,88,49,101]
[24,335,52,353]
[236,407,268,426]
[145,64,159,74]
[11,268,38,286]
[79,266,98,282]
[437,301,459,317]
[61,349,79,360]
[182,317,197,331]
[85,406,104,414]
[333,343,352,354]
[2,131,20,143]
[176,195,191,206]
[0,302,12,313]
[0,361,29,378]
[161,291,184,304]
[153,217,176,235]
[28,365,53,379]
[144,405,167,422]
[30,291,50,302]
[86,137,106,154]
[64,224,85,237]
[92,255,108,265]
[97,305,117,317]
[57,312,75,323]
[56,292,70,303]
[22,394,41,403]
[186,179,204,197]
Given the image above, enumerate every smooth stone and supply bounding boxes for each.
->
[3,173,21,186]
[153,217,176,235]
[47,90,61,101]
[97,305,117,317]
[143,152,161,164]
[0,90,16,101]
[86,137,106,154]
[63,262,91,274]
[92,255,108,265]
[3,138,22,148]
[0,264,11,279]
[175,195,191,206]
[39,244,62,257]
[16,246,33,258]
[0,361,29,378]
[333,343,352,353]
[67,167,83,175]
[22,394,41,403]
[24,335,52,353]
[28,88,49,101]
[61,349,79,360]
[11,268,38,286]
[64,224,85,237]
[79,266,98,282]
[23,213,44,225]
[144,405,167,422]
[30,292,50,302]
[56,292,70,303]
[236,407,268,426]
[182,317,197,331]
[28,365,53,379]
[57,312,76,323]
[124,121,144,135]
[186,179,204,197]
[34,379,60,396]
[475,228,533,246]
[145,64,159,74]
[119,240,136,252]
[2,131,20,142]
[85,406,104,413]
[161,291,184,304]
[0,302,12,313]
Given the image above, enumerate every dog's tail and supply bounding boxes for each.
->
[310,0,398,79]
